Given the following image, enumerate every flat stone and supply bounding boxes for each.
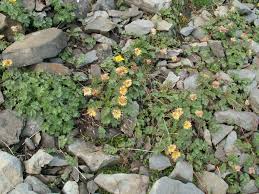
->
[214,6,228,17]
[192,28,208,41]
[68,139,119,172]
[63,181,79,194]
[48,155,68,167]
[0,13,7,30]
[241,180,258,194]
[124,0,171,13]
[84,16,116,33]
[149,154,171,171]
[232,0,252,15]
[92,33,116,45]
[2,28,68,67]
[254,18,259,27]
[24,149,53,174]
[245,12,258,23]
[33,63,71,75]
[204,129,212,146]
[211,124,234,146]
[250,40,259,54]
[125,19,154,36]
[224,131,240,156]
[214,110,258,131]
[92,0,115,11]
[0,110,23,146]
[249,88,259,114]
[9,183,36,194]
[94,173,149,194]
[21,0,35,11]
[180,26,195,36]
[184,74,199,90]
[0,151,23,194]
[150,177,204,194]
[87,180,99,194]
[197,171,228,194]
[208,40,225,58]
[24,176,51,194]
[108,6,142,19]
[163,72,180,88]
[169,161,193,182]
[228,69,256,81]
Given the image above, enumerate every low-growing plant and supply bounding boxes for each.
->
[2,69,85,136]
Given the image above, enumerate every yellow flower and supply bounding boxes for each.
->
[118,95,127,106]
[134,48,142,56]
[82,87,92,96]
[119,86,128,95]
[112,108,122,120]
[171,108,184,120]
[9,0,16,3]
[195,110,204,118]
[113,55,124,62]
[115,66,128,76]
[2,59,13,68]
[189,93,197,101]
[123,79,132,88]
[101,73,109,81]
[171,150,181,161]
[212,81,220,89]
[183,120,192,129]
[87,108,97,117]
[167,144,177,154]
[245,99,250,106]
[171,56,178,62]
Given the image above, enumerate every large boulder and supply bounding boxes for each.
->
[2,28,68,67]
[124,0,171,13]
[0,151,23,194]
[150,177,204,194]
[68,139,119,172]
[214,110,258,131]
[0,110,23,146]
[94,173,149,194]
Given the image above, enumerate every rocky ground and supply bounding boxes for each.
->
[0,0,258,194]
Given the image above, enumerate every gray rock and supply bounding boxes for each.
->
[215,71,233,83]
[64,0,92,18]
[169,161,193,182]
[149,154,171,171]
[215,140,227,162]
[68,139,119,172]
[41,132,55,149]
[84,16,116,33]
[24,138,36,150]
[232,0,252,15]
[250,40,259,54]
[21,0,35,11]
[94,173,149,194]
[108,6,142,19]
[35,0,50,11]
[163,72,180,88]
[48,155,68,167]
[22,118,42,137]
[92,33,116,45]
[24,149,53,174]
[62,181,79,194]
[180,26,195,36]
[254,19,259,27]
[92,0,115,11]
[83,50,98,67]
[245,12,258,24]
[95,43,112,62]
[151,15,172,31]
[0,90,4,105]
[184,74,199,90]
[192,28,207,41]
[204,129,212,146]
[73,72,88,81]
[124,0,171,13]
[150,177,204,194]
[0,110,23,146]
[0,151,23,194]
[224,131,240,156]
[0,13,7,30]
[125,19,154,36]
[214,110,258,131]
[87,180,99,194]
[8,183,36,194]
[2,28,68,67]
[214,6,228,17]
[228,69,256,81]
[249,88,259,114]
[24,176,51,194]
[211,124,234,146]
[208,40,225,58]
[241,180,258,194]
[33,63,71,75]
[197,171,228,194]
